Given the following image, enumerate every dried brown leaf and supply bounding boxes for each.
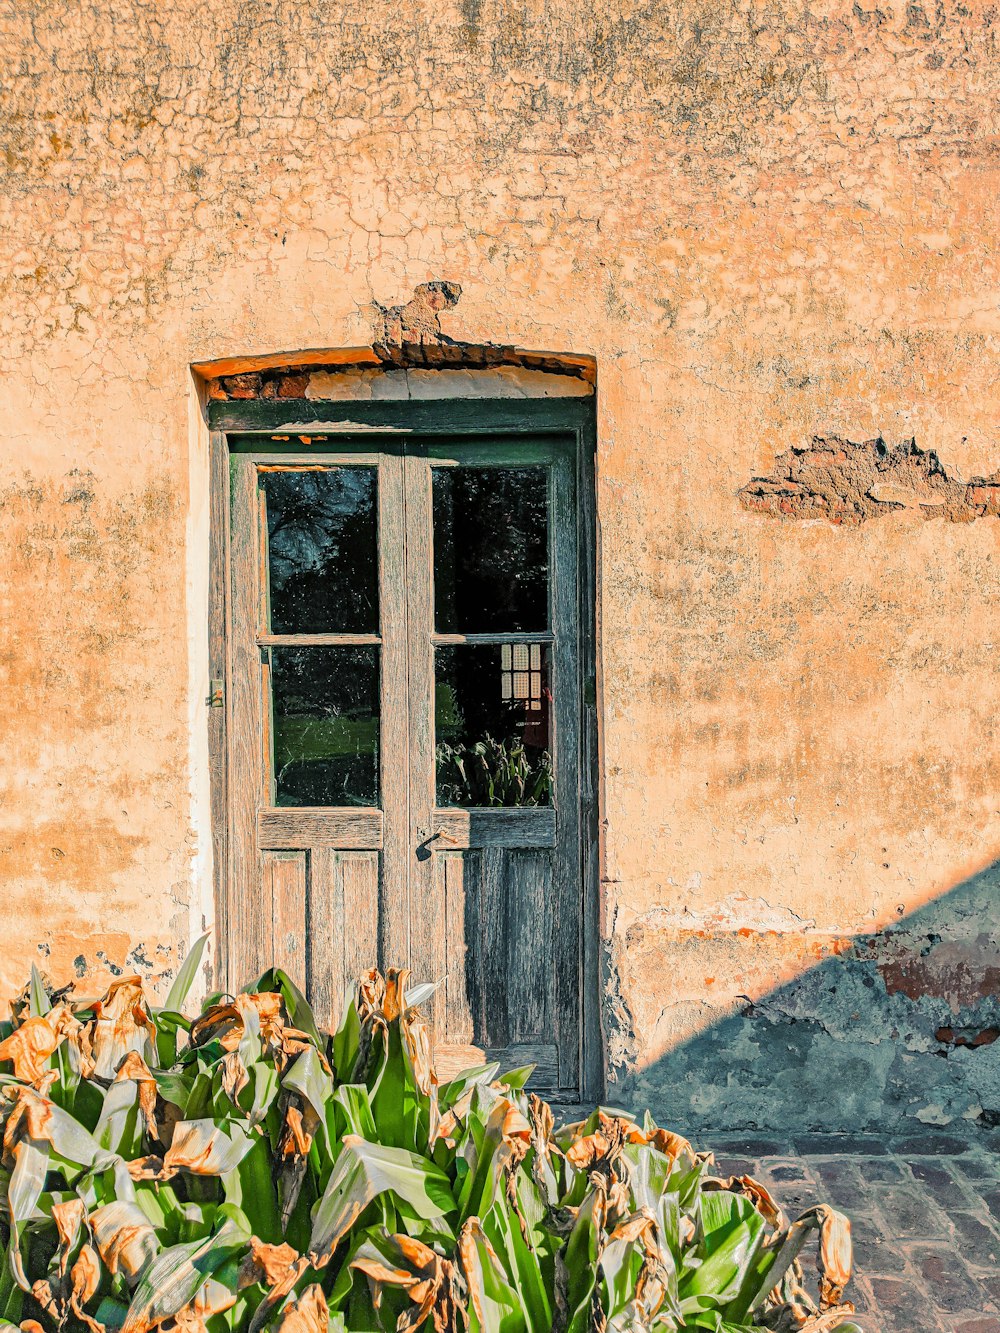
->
[82,977,154,1080]
[126,1155,175,1182]
[71,1244,101,1308]
[90,1202,158,1283]
[798,1306,858,1332]
[51,1198,86,1272]
[115,1051,159,1138]
[274,1285,328,1333]
[220,1051,250,1103]
[3,1087,55,1159]
[816,1206,852,1307]
[238,1239,301,1291]
[0,1006,79,1085]
[31,1279,59,1322]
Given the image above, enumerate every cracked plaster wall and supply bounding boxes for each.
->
[1,0,999,1130]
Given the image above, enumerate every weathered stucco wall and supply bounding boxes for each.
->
[2,0,998,1131]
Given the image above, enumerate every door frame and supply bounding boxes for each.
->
[207,394,602,1103]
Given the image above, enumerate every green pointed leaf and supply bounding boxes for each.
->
[164,934,210,1015]
[309,1135,456,1264]
[120,1217,245,1333]
[6,1136,49,1289]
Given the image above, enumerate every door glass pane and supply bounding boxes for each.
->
[435,644,551,807]
[270,646,379,806]
[433,466,548,633]
[261,467,377,634]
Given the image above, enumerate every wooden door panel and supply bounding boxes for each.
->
[263,850,307,989]
[307,847,380,1033]
[434,847,562,1091]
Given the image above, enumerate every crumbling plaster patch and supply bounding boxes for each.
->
[740,436,1000,524]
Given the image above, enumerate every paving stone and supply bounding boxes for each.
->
[954,1154,997,1182]
[769,1178,823,1216]
[875,1183,952,1240]
[851,1213,909,1275]
[846,1276,875,1313]
[892,1131,975,1156]
[763,1160,810,1183]
[811,1157,867,1208]
[870,1278,945,1333]
[795,1133,890,1155]
[913,1245,985,1313]
[908,1159,974,1207]
[948,1211,1000,1269]
[856,1155,907,1182]
[711,1156,756,1179]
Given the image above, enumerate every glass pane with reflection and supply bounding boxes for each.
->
[270,646,379,806]
[435,644,551,807]
[261,467,377,634]
[433,466,549,633]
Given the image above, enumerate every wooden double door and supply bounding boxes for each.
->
[224,430,589,1097]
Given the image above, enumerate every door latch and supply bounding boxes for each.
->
[208,680,224,708]
[415,828,461,860]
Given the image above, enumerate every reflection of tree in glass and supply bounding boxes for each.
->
[433,467,548,633]
[271,646,379,807]
[263,469,377,634]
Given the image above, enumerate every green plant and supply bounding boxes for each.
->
[0,945,861,1333]
[436,736,553,807]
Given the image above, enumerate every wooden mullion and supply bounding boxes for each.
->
[258,633,382,648]
[431,632,553,646]
[208,431,229,992]
[379,449,410,971]
[404,449,445,1009]
[229,454,268,987]
[551,448,582,1091]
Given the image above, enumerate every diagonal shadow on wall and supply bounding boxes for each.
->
[608,859,1000,1136]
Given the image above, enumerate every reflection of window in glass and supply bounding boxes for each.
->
[501,643,543,711]
[435,645,551,807]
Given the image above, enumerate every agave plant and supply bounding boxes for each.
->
[0,944,861,1333]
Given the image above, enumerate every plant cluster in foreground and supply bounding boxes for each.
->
[0,942,861,1332]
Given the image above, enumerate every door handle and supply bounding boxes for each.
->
[415,827,460,860]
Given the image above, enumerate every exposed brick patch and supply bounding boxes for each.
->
[206,344,594,399]
[371,279,462,356]
[739,436,1000,525]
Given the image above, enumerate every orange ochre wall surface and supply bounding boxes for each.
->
[1,0,999,1131]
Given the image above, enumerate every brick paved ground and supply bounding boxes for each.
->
[707,1130,1000,1332]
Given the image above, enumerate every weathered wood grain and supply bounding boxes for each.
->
[258,808,383,850]
[432,808,555,849]
[265,850,307,989]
